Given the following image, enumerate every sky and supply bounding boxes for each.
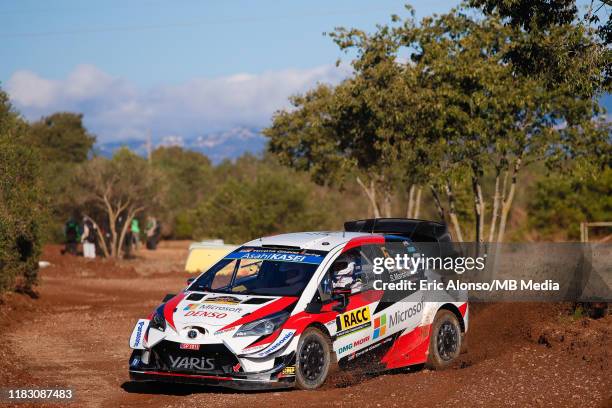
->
[1,0,607,146]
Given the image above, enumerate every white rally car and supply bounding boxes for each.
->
[128,218,468,390]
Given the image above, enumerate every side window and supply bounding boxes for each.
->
[383,240,424,278]
[329,247,374,296]
[317,270,333,303]
[211,259,237,290]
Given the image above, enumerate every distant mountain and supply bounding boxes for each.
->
[95,127,267,163]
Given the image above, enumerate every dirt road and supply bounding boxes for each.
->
[0,243,610,408]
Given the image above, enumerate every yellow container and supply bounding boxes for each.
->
[184,240,237,274]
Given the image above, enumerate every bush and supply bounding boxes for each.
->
[192,168,333,243]
[0,90,44,294]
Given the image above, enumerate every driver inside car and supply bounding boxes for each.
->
[331,254,363,294]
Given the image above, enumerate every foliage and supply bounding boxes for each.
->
[528,166,612,239]
[265,3,611,243]
[192,159,349,243]
[0,88,44,294]
[26,113,96,242]
[151,146,213,238]
[470,0,611,95]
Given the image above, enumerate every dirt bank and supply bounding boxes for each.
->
[0,243,609,408]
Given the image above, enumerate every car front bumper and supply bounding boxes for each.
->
[128,348,296,390]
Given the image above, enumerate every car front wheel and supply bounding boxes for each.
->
[426,309,462,370]
[295,327,332,390]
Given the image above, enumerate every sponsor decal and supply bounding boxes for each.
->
[242,343,268,353]
[281,365,296,376]
[199,303,243,313]
[169,355,215,371]
[373,315,387,339]
[232,363,242,373]
[214,327,234,336]
[180,343,200,350]
[226,248,324,265]
[336,306,371,337]
[389,302,423,328]
[338,335,371,355]
[184,310,228,318]
[255,331,294,357]
[183,303,199,311]
[203,296,242,305]
[347,336,394,362]
[134,321,145,347]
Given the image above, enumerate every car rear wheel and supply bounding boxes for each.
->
[295,327,332,390]
[426,310,462,370]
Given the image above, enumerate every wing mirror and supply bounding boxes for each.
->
[186,277,195,286]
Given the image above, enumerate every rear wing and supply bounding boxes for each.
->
[344,218,452,243]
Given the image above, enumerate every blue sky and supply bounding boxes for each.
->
[1,0,607,147]
[1,1,458,87]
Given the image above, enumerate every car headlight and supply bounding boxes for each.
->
[149,305,166,332]
[233,311,289,337]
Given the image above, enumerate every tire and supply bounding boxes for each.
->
[426,310,462,370]
[295,327,332,390]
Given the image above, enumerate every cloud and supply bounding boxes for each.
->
[6,63,349,143]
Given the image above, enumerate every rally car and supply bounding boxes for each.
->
[128,218,468,390]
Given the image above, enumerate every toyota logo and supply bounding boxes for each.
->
[187,330,198,339]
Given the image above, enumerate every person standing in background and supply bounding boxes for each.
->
[63,217,80,255]
[145,216,160,250]
[81,216,97,259]
[131,218,141,251]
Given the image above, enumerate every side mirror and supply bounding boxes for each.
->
[186,277,195,286]
[331,289,349,313]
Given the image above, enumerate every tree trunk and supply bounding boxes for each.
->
[407,184,416,218]
[488,173,501,242]
[382,183,392,217]
[430,185,445,222]
[109,214,118,258]
[356,177,381,218]
[445,183,464,242]
[117,207,144,258]
[85,215,110,258]
[497,158,522,243]
[414,186,422,219]
[471,175,485,243]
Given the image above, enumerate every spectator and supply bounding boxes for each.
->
[81,216,97,259]
[145,217,161,250]
[63,217,80,255]
[131,218,140,251]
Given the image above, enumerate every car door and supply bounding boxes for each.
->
[374,238,425,339]
[325,246,379,367]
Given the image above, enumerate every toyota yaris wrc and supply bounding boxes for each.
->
[128,218,468,390]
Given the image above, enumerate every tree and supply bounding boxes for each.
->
[192,163,333,243]
[528,167,612,240]
[0,87,44,294]
[27,112,95,163]
[26,112,96,241]
[470,0,610,96]
[266,4,610,243]
[266,20,419,218]
[403,8,610,242]
[74,148,164,258]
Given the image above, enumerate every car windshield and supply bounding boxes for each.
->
[189,246,327,297]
